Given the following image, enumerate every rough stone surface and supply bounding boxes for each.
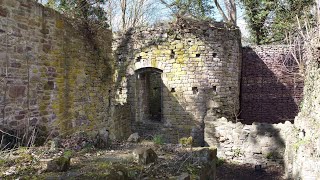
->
[113,18,242,145]
[284,44,320,179]
[127,132,140,143]
[0,0,117,139]
[94,128,110,148]
[205,116,294,167]
[192,147,217,180]
[133,147,158,165]
[1,1,316,179]
[177,173,190,180]
[241,46,304,124]
[46,156,71,172]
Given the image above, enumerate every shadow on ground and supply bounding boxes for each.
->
[217,161,285,180]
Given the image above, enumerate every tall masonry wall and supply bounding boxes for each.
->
[241,46,304,124]
[113,19,242,145]
[0,0,116,143]
[284,44,320,179]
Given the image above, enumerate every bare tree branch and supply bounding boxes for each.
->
[0,129,21,139]
[214,0,229,22]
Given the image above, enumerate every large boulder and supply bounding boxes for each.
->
[48,137,61,152]
[193,147,217,180]
[178,173,190,180]
[95,128,110,148]
[133,147,158,165]
[127,133,140,143]
[46,156,71,172]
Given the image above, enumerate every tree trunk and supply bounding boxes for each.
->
[214,0,229,22]
[120,0,127,30]
[229,0,236,25]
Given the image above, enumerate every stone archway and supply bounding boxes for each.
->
[135,67,163,122]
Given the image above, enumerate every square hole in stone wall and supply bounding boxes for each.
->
[171,88,176,92]
[212,86,217,92]
[196,54,200,57]
[192,87,198,94]
[213,53,217,57]
[170,50,175,59]
[136,56,142,62]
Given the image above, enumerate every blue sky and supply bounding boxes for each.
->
[38,0,248,37]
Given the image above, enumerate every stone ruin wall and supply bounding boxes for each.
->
[204,45,304,173]
[0,0,116,143]
[283,44,320,179]
[241,46,304,124]
[113,19,242,146]
[1,1,317,178]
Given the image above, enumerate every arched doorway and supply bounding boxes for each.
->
[135,67,163,122]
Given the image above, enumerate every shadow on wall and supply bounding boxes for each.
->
[113,21,290,175]
[240,47,302,124]
[131,77,203,145]
[114,18,240,144]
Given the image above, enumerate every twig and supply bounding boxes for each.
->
[177,152,193,173]
[0,129,21,139]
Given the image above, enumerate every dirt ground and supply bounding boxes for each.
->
[0,141,286,180]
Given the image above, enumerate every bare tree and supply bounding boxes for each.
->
[214,0,237,25]
[120,0,127,30]
[106,0,118,30]
[108,0,163,31]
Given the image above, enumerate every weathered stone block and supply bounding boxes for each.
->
[8,85,26,98]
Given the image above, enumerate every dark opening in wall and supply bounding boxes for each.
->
[136,56,142,62]
[135,67,163,122]
[229,87,232,91]
[171,88,176,92]
[212,86,217,92]
[196,54,200,57]
[119,88,122,94]
[170,50,175,59]
[192,87,198,94]
[213,53,217,57]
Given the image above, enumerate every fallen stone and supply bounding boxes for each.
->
[192,147,217,179]
[127,133,141,143]
[133,147,158,165]
[46,156,71,172]
[48,137,61,152]
[95,128,110,148]
[193,147,217,163]
[178,172,190,180]
[199,163,216,180]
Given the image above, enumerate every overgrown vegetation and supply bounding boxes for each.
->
[152,134,165,145]
[241,0,315,44]
[160,0,214,19]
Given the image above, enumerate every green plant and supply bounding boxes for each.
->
[179,136,193,146]
[216,157,225,167]
[233,148,242,157]
[0,159,6,166]
[186,163,199,175]
[63,149,74,158]
[293,139,311,152]
[153,134,164,145]
[266,152,277,159]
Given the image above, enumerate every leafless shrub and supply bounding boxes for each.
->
[284,16,320,77]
